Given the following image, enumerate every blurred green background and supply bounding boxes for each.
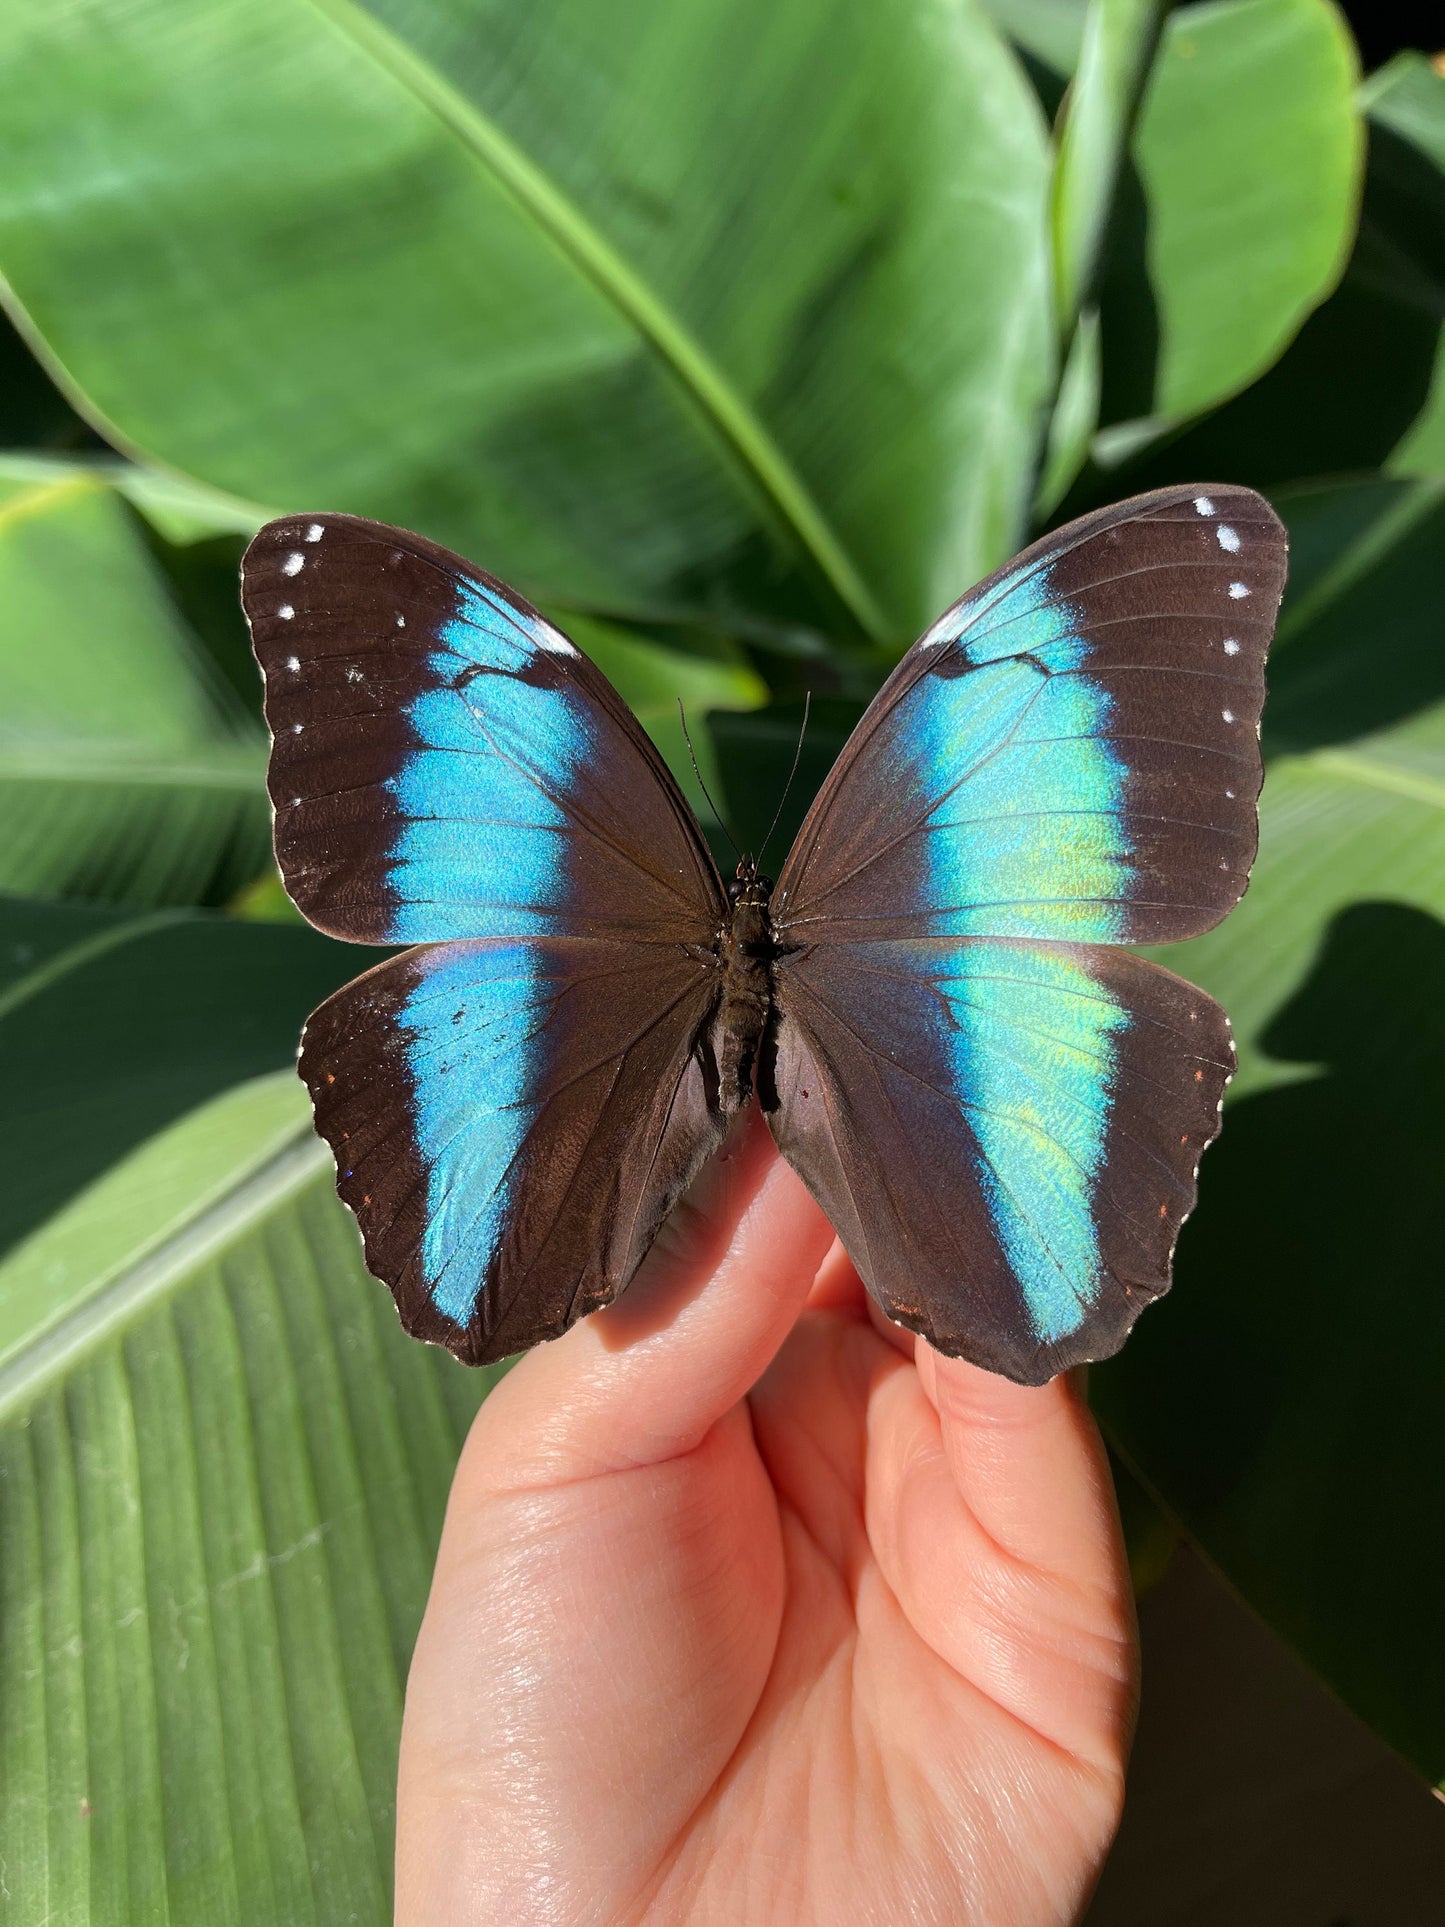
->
[0,0,1442,1919]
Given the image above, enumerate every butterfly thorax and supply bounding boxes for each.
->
[717,860,776,1113]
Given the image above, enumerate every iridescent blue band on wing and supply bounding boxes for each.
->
[915,565,1134,942]
[385,580,599,944]
[923,938,1130,1342]
[398,938,554,1325]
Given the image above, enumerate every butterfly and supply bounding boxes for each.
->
[241,486,1285,1384]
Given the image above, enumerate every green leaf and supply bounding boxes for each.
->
[1049,0,1162,331]
[1369,54,1445,477]
[0,474,271,907]
[564,612,769,848]
[979,0,1088,80]
[0,897,376,1259]
[0,0,1054,644]
[0,898,473,1919]
[0,449,271,547]
[1094,0,1361,452]
[1109,49,1445,494]
[1035,302,1102,515]
[1093,478,1445,1787]
[0,1079,494,1922]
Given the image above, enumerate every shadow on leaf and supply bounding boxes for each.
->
[1095,900,1445,1782]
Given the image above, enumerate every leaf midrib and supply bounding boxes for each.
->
[300,0,889,643]
[1301,746,1445,811]
[1275,476,1445,646]
[0,908,190,1021]
[0,743,266,788]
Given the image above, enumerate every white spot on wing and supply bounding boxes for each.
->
[345,665,363,683]
[1217,524,1241,552]
[278,604,295,621]
[395,614,406,628]
[1225,787,1236,799]
[1222,708,1235,723]
[1222,637,1240,655]
[291,722,303,734]
[1194,495,1215,516]
[285,655,301,673]
[305,522,324,542]
[282,552,305,577]
[1228,581,1250,599]
[534,622,578,657]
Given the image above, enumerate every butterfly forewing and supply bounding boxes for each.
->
[242,515,728,1360]
[775,485,1285,946]
[766,485,1285,1381]
[243,515,722,947]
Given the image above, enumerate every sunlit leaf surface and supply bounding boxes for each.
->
[0,475,270,907]
[0,0,1053,643]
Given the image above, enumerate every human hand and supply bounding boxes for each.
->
[396,1114,1136,1925]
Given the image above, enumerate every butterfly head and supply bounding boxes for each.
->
[727,858,774,910]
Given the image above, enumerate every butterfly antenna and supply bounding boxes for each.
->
[677,700,742,862]
[757,691,811,870]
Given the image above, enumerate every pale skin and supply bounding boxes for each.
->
[396,1114,1137,1925]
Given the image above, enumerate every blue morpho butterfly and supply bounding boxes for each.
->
[241,486,1285,1384]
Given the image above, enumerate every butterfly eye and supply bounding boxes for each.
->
[726,879,742,905]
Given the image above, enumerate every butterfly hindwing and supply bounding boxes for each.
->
[300,937,727,1364]
[243,515,720,948]
[766,485,1285,1380]
[769,939,1233,1383]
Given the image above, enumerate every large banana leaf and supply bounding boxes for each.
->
[0,0,1053,645]
[1093,477,1445,1788]
[0,470,271,907]
[0,1086,491,1924]
[0,902,490,1923]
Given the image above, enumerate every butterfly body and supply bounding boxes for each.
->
[714,862,780,1114]
[243,486,1286,1384]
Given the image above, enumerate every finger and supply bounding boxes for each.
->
[865,1351,1135,1767]
[466,1109,836,1489]
[917,1351,1123,1590]
[803,1235,866,1313]
[804,1242,916,1364]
